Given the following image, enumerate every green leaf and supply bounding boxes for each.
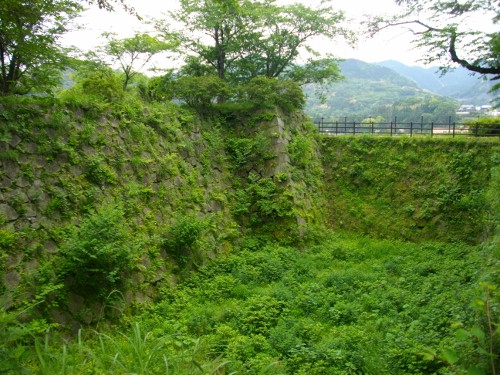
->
[470,327,485,341]
[441,348,459,365]
[476,346,489,356]
[419,348,437,361]
[456,328,470,341]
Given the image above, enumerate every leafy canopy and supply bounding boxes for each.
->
[99,32,179,90]
[367,0,500,103]
[0,0,82,95]
[165,0,352,86]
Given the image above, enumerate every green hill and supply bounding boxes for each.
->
[378,60,495,105]
[305,59,459,122]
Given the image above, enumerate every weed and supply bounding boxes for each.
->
[58,205,134,300]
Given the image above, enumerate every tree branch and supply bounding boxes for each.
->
[372,19,500,79]
[448,31,500,77]
[372,19,441,36]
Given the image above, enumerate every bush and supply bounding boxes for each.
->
[241,295,287,335]
[142,74,175,102]
[465,117,500,136]
[0,228,17,251]
[84,156,117,186]
[242,76,305,112]
[79,71,124,102]
[58,206,133,299]
[161,214,206,264]
[171,75,229,106]
[0,303,53,374]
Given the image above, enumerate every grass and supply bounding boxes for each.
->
[7,230,495,374]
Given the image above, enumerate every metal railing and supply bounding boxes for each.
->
[316,117,500,137]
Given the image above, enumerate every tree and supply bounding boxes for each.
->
[0,0,82,95]
[100,32,179,90]
[170,75,229,106]
[167,0,352,85]
[169,0,258,80]
[367,0,499,99]
[236,1,349,83]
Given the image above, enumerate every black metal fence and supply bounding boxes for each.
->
[316,117,500,137]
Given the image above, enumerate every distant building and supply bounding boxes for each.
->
[457,104,499,118]
[458,104,475,112]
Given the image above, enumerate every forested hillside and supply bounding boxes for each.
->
[304,59,460,122]
[378,60,495,105]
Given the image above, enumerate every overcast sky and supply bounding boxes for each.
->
[61,0,448,68]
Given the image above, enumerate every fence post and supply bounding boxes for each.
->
[390,121,393,136]
[370,116,374,134]
[353,121,356,135]
[452,119,456,138]
[344,117,347,136]
[431,122,434,137]
[410,122,413,137]
[421,115,424,135]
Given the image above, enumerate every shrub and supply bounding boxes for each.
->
[171,75,229,106]
[142,73,175,102]
[0,228,17,251]
[0,304,53,375]
[84,156,117,186]
[59,68,124,112]
[242,76,305,112]
[161,214,205,264]
[225,137,254,167]
[79,71,124,102]
[58,206,133,299]
[241,295,287,335]
[465,117,500,136]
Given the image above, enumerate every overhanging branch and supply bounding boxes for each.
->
[448,31,500,77]
[372,19,500,79]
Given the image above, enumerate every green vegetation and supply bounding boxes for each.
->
[321,136,497,243]
[367,0,500,104]
[169,0,350,85]
[1,232,498,374]
[0,87,497,373]
[0,0,82,95]
[465,117,500,136]
[305,59,461,121]
[58,205,134,299]
[96,31,179,90]
[0,1,499,374]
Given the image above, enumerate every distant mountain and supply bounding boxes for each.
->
[377,60,494,105]
[304,59,456,121]
[337,59,415,87]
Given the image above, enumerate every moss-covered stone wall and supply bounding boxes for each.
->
[320,136,498,243]
[1,98,497,328]
[0,99,320,326]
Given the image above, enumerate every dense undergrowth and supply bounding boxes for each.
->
[0,92,499,374]
[2,231,498,374]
